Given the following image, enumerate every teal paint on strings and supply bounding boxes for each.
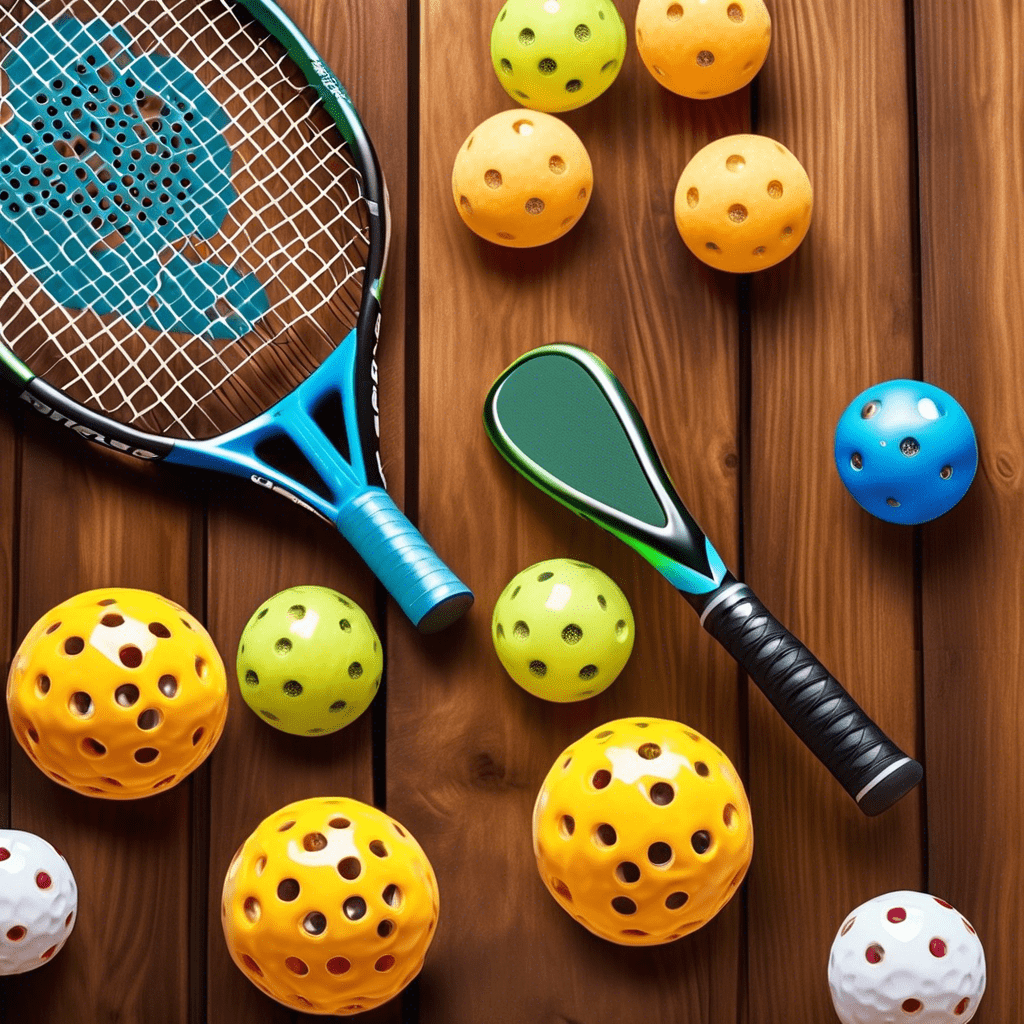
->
[0,15,268,339]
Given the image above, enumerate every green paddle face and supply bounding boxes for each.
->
[483,344,729,597]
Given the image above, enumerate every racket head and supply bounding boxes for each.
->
[484,344,727,595]
[0,0,386,487]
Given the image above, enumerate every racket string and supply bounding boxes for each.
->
[0,0,372,439]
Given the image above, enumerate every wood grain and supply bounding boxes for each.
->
[388,1,749,1021]
[3,431,196,1024]
[1,0,1022,1021]
[746,0,923,1020]
[915,1,1024,1019]
[201,2,406,1023]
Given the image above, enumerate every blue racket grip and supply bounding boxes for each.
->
[336,487,473,632]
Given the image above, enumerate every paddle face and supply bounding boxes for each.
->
[484,344,727,597]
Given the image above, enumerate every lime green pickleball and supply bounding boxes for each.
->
[492,559,634,701]
[491,0,628,113]
[236,586,382,736]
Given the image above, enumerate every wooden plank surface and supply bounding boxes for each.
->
[0,0,1018,1021]
[746,0,924,1020]
[914,1,1024,1021]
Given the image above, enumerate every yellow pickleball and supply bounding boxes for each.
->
[674,133,812,272]
[452,109,593,247]
[636,0,772,99]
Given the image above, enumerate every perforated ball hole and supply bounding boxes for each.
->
[137,708,161,730]
[561,624,582,644]
[637,742,661,760]
[865,943,884,964]
[195,657,207,680]
[382,884,403,909]
[850,452,863,470]
[277,878,300,902]
[559,815,575,838]
[611,896,636,915]
[616,861,640,884]
[886,498,901,508]
[513,620,530,640]
[377,919,395,938]
[529,660,547,677]
[841,916,856,936]
[549,155,565,174]
[484,168,502,189]
[862,400,881,419]
[592,769,611,789]
[525,197,544,215]
[933,897,954,908]
[277,819,296,832]
[512,119,534,136]
[691,830,712,854]
[148,621,171,638]
[36,674,50,696]
[81,737,106,757]
[326,957,351,975]
[595,729,613,739]
[650,782,675,805]
[285,957,309,976]
[579,665,598,680]
[329,816,351,829]
[64,636,84,655]
[254,855,267,876]
[343,896,367,921]
[241,953,263,976]
[69,691,93,716]
[723,803,739,828]
[729,204,747,223]
[962,917,976,934]
[954,999,970,1015]
[941,466,954,479]
[706,241,720,251]
[6,926,26,941]
[45,621,61,634]
[35,871,52,889]
[113,683,139,707]
[337,857,362,880]
[275,638,291,655]
[159,675,178,698]
[666,891,689,909]
[375,955,396,972]
[551,878,572,901]
[929,938,947,957]
[133,746,158,764]
[119,645,143,668]
[330,700,347,713]
[101,613,124,627]
[648,842,672,866]
[902,999,922,1014]
[667,3,683,19]
[728,3,744,21]
[243,897,261,923]
[888,906,906,923]
[303,911,327,936]
[696,50,715,66]
[594,823,617,847]
[538,57,557,74]
[900,437,920,457]
[0,848,9,861]
[369,840,388,857]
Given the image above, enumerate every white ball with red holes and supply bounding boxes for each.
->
[0,829,78,974]
[828,890,985,1023]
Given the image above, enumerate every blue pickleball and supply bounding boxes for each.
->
[834,380,978,525]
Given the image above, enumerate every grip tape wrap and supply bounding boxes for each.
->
[337,487,473,632]
[701,584,922,815]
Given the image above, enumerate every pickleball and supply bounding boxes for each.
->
[452,109,593,247]
[491,0,627,112]
[674,133,813,272]
[828,891,986,1023]
[636,0,772,99]
[492,559,634,701]
[0,830,77,975]
[834,380,978,524]
[221,796,439,1016]
[236,586,382,736]
[6,588,229,799]
[533,718,752,945]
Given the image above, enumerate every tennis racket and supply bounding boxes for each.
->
[484,343,922,815]
[0,0,473,632]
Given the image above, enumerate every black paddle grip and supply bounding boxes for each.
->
[700,583,922,815]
